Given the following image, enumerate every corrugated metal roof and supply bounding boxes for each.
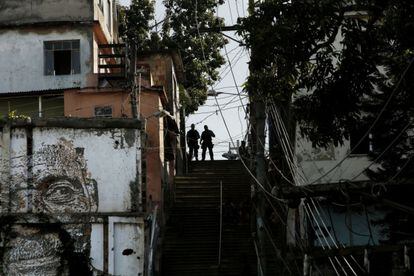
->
[0,87,80,97]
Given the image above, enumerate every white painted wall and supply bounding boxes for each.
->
[94,0,116,43]
[294,23,379,185]
[0,0,93,25]
[90,223,105,271]
[32,127,141,212]
[0,29,92,94]
[9,128,29,213]
[295,132,372,184]
[109,217,145,276]
[90,218,145,276]
[1,125,141,212]
[313,205,388,247]
[1,123,144,275]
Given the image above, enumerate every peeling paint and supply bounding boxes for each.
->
[130,179,140,212]
[0,0,94,26]
[124,129,136,149]
[1,123,143,275]
[0,28,92,94]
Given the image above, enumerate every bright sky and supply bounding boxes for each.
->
[120,0,250,159]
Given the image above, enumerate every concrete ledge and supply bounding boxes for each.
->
[0,212,146,224]
[0,117,142,129]
[281,179,414,199]
[0,21,95,29]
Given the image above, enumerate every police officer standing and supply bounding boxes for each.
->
[187,124,200,161]
[200,125,215,161]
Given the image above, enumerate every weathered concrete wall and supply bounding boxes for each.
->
[64,90,132,118]
[137,52,184,180]
[90,217,145,275]
[0,28,93,94]
[0,119,144,275]
[138,54,175,107]
[0,0,93,26]
[141,92,164,205]
[313,204,388,248]
[31,127,141,213]
[295,131,372,184]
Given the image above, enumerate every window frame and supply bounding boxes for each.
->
[44,40,81,76]
[94,105,113,118]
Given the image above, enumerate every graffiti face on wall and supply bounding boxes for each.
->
[3,138,98,275]
[32,138,98,214]
[3,226,63,276]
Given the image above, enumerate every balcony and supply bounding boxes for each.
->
[98,43,130,86]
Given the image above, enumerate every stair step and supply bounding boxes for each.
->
[162,160,256,276]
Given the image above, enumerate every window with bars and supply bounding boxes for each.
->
[94,106,113,118]
[44,40,80,76]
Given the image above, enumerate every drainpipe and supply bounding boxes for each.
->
[38,96,43,118]
[130,44,138,119]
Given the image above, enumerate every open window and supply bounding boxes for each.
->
[44,40,80,76]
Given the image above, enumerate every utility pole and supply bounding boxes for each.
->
[247,1,268,275]
[130,44,138,119]
[136,67,146,118]
[197,1,268,272]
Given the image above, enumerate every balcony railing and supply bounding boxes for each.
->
[98,43,129,83]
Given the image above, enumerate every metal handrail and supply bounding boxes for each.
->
[147,205,159,276]
[218,180,223,266]
[253,239,264,276]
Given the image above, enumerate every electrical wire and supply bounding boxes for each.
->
[271,86,411,271]
[234,0,241,19]
[188,94,244,127]
[201,96,247,107]
[266,100,361,274]
[308,57,414,184]
[252,203,299,275]
[216,17,324,268]
[349,121,412,181]
[198,5,334,274]
[194,3,338,273]
[194,0,287,203]
[222,43,300,189]
[217,49,248,84]
[217,47,245,79]
[303,204,343,276]
[227,0,234,25]
[192,104,244,115]
[213,85,244,90]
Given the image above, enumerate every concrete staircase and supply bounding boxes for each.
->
[162,160,257,276]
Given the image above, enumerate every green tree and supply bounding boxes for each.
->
[162,0,227,113]
[119,0,227,114]
[239,0,414,180]
[119,0,159,51]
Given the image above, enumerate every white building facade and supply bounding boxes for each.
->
[0,118,144,275]
[0,0,118,95]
